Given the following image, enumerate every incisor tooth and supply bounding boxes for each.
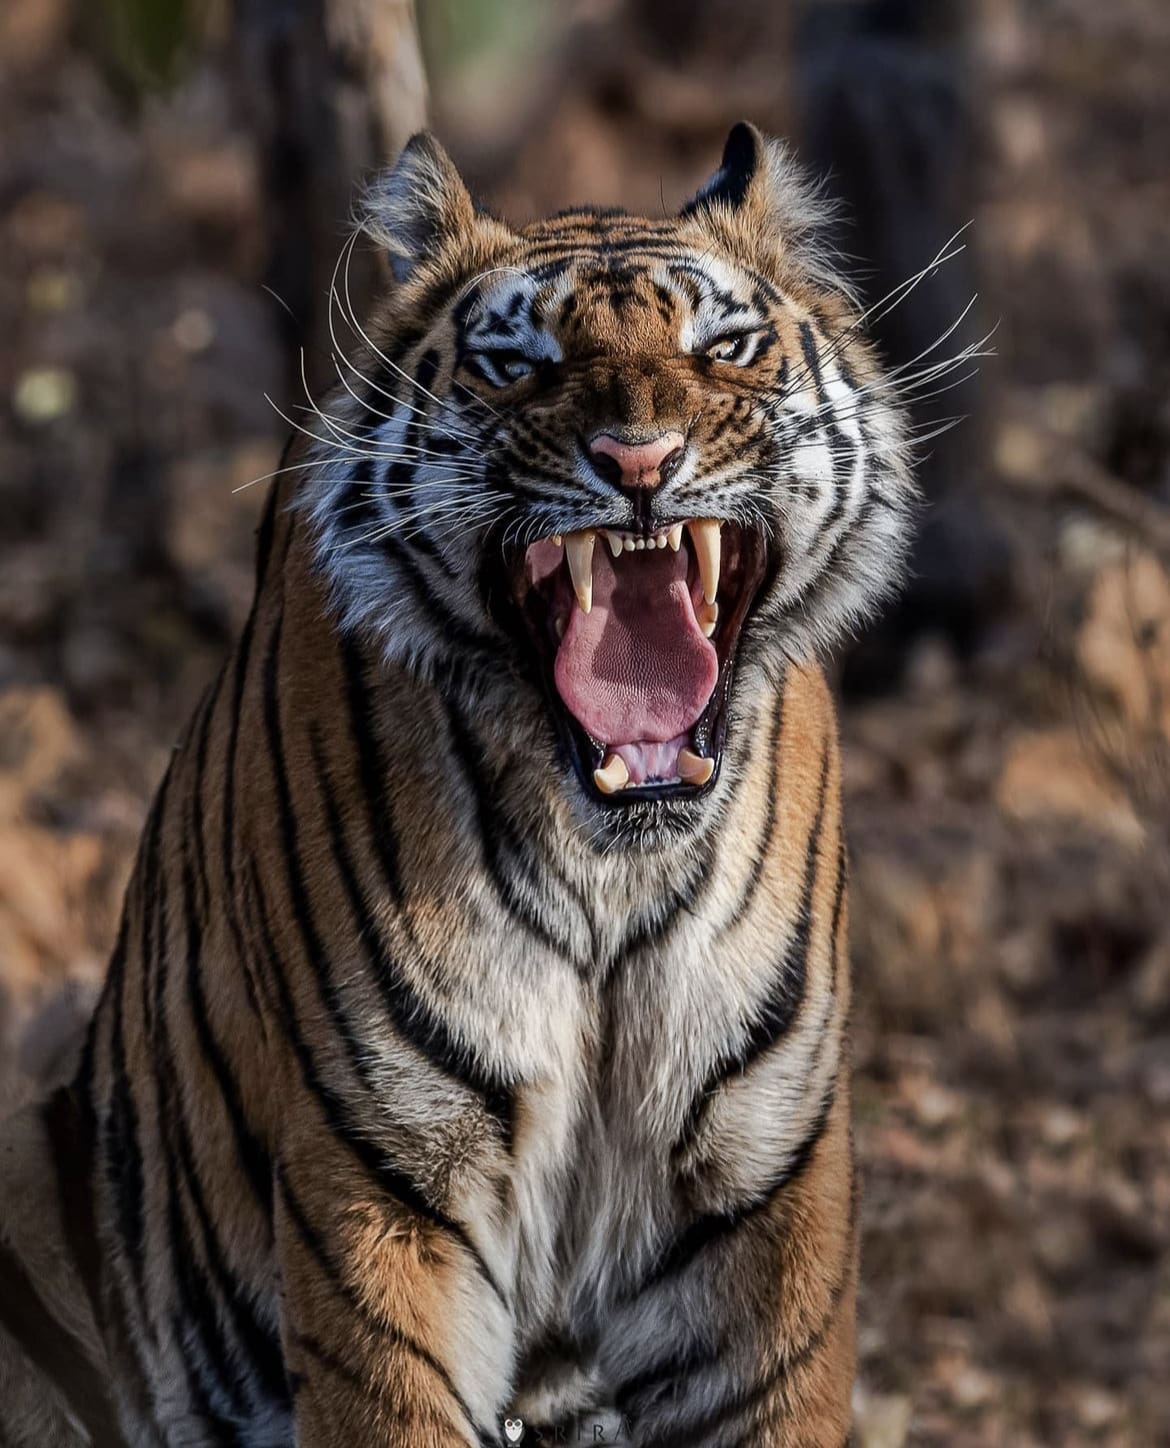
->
[605,531,623,559]
[688,519,721,605]
[593,752,630,795]
[697,599,718,638]
[678,748,715,786]
[552,534,563,546]
[565,530,595,613]
[668,524,683,551]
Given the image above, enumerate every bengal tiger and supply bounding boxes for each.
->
[0,122,914,1446]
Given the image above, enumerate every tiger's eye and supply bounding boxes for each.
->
[704,333,757,364]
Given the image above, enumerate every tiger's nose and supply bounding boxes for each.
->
[587,430,686,493]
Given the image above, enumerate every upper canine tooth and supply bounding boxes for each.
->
[565,531,595,613]
[678,748,715,786]
[668,524,683,551]
[605,531,623,559]
[688,519,721,605]
[697,599,718,638]
[593,752,630,795]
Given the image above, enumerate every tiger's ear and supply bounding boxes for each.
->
[682,121,838,284]
[681,121,767,218]
[363,131,477,283]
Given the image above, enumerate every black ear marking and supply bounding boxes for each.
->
[681,121,762,217]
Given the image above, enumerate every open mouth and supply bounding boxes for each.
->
[510,520,768,804]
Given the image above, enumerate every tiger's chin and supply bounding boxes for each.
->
[506,518,769,818]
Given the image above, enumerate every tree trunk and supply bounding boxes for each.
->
[230,0,427,397]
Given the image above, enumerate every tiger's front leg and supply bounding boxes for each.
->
[612,1087,857,1448]
[274,1133,514,1447]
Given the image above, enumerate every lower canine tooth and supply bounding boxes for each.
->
[678,748,714,786]
[697,600,718,638]
[565,530,595,613]
[593,752,630,795]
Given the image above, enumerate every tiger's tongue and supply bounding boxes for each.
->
[554,543,718,745]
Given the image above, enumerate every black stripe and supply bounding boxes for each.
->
[443,697,576,962]
[0,1237,131,1448]
[252,478,281,594]
[275,1170,496,1448]
[187,674,221,926]
[308,726,516,1148]
[256,620,508,1309]
[150,804,253,1425]
[636,1082,837,1297]
[637,1231,856,1448]
[723,688,786,925]
[221,598,261,1021]
[378,528,499,665]
[291,1332,367,1392]
[613,1341,721,1415]
[829,835,848,998]
[379,348,457,571]
[102,919,151,1328]
[797,321,855,530]
[605,835,717,973]
[187,684,274,1225]
[177,836,287,1406]
[136,765,172,1052]
[41,1087,103,1340]
[674,741,830,1157]
[177,1334,244,1447]
[798,321,826,400]
[338,636,404,903]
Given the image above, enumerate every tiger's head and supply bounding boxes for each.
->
[305,124,914,843]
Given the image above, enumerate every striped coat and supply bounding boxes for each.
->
[0,122,917,1446]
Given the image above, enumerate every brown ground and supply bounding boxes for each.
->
[1,2,1168,1444]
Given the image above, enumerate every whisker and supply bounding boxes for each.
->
[231,455,352,494]
[337,234,482,436]
[780,226,974,401]
[326,232,483,448]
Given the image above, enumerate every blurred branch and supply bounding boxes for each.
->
[996,410,1170,554]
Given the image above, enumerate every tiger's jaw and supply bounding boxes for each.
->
[509,520,768,807]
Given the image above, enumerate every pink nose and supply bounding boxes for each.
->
[588,430,685,491]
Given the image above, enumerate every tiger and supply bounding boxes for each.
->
[0,121,913,1447]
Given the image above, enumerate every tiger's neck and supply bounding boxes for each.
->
[257,504,824,974]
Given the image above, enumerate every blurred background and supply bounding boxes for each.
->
[1,0,1168,1443]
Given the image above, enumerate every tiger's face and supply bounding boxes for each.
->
[307,125,913,840]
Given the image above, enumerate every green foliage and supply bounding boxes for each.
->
[96,0,198,95]
[419,0,554,84]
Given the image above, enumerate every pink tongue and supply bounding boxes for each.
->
[554,543,717,745]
